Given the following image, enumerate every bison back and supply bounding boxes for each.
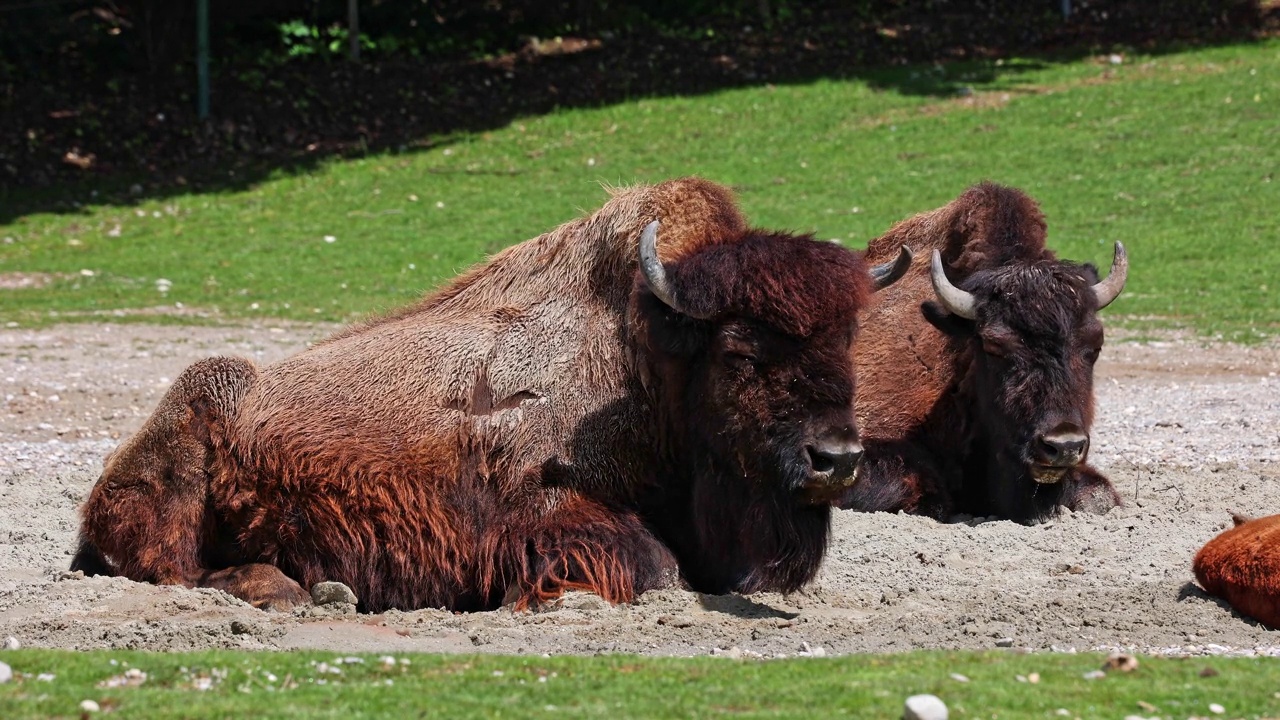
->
[1193,514,1280,629]
[854,213,957,441]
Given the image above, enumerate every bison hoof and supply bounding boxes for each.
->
[255,583,312,613]
[202,564,311,612]
[1069,488,1120,516]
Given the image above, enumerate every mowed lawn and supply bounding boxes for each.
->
[1,40,1278,337]
[1,649,1278,719]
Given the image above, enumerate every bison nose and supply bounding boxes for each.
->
[806,439,864,486]
[1034,426,1089,467]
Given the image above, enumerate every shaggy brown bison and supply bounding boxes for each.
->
[71,177,910,613]
[836,182,1128,523]
[1194,514,1280,629]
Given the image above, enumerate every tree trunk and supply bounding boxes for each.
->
[348,0,359,62]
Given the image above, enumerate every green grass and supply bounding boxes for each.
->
[2,41,1278,338]
[1,649,1277,719]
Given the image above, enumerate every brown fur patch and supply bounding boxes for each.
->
[1194,514,1280,629]
[665,231,872,337]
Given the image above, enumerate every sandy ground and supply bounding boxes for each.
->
[1,323,1278,657]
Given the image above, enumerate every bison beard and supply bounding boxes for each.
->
[838,182,1125,523]
[72,177,882,612]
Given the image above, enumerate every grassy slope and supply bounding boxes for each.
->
[1,41,1277,337]
[1,649,1278,719]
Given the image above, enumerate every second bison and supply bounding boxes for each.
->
[838,182,1128,523]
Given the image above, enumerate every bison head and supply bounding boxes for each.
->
[927,243,1127,510]
[631,221,907,592]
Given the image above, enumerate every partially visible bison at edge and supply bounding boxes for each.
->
[837,182,1128,523]
[1195,514,1280,630]
[70,177,909,613]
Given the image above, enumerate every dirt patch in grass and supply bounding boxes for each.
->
[0,273,70,290]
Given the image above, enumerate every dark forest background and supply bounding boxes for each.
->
[1,0,1273,192]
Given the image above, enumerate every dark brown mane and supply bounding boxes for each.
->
[665,232,871,336]
[946,181,1052,276]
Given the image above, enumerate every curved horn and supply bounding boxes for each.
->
[639,220,709,319]
[1091,241,1128,310]
[930,250,977,320]
[869,246,913,291]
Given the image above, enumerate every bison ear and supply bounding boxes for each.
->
[922,301,972,337]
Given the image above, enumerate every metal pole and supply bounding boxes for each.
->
[348,0,359,62]
[197,0,209,119]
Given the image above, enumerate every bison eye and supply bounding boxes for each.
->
[723,350,758,368]
[981,337,1015,358]
[1084,347,1101,364]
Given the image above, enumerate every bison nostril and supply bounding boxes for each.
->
[1035,431,1089,466]
[807,446,836,475]
[1037,437,1062,462]
[806,441,864,482]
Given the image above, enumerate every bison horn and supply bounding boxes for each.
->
[639,220,711,319]
[1091,241,1128,310]
[929,250,977,320]
[869,246,913,291]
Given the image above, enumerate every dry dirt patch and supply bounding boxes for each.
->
[1,324,1277,656]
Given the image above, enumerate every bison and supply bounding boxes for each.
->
[71,177,910,612]
[1194,513,1280,629]
[836,182,1128,523]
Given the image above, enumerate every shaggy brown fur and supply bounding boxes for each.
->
[74,177,879,612]
[1194,514,1280,629]
[837,182,1121,523]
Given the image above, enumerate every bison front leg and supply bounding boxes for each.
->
[833,439,952,520]
[74,357,288,600]
[1060,464,1121,515]
[200,564,310,612]
[486,497,678,610]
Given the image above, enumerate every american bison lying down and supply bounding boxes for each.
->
[838,182,1128,523]
[1194,514,1280,629]
[71,177,909,612]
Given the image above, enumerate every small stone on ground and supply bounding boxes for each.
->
[311,581,358,606]
[904,693,948,720]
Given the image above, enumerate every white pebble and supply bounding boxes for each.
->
[1210,703,1225,715]
[80,700,100,713]
[4,636,18,650]
[949,673,969,683]
[904,693,948,720]
[0,661,11,683]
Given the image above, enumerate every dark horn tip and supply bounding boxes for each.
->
[870,245,913,291]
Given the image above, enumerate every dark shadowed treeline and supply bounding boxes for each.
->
[0,0,1271,207]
